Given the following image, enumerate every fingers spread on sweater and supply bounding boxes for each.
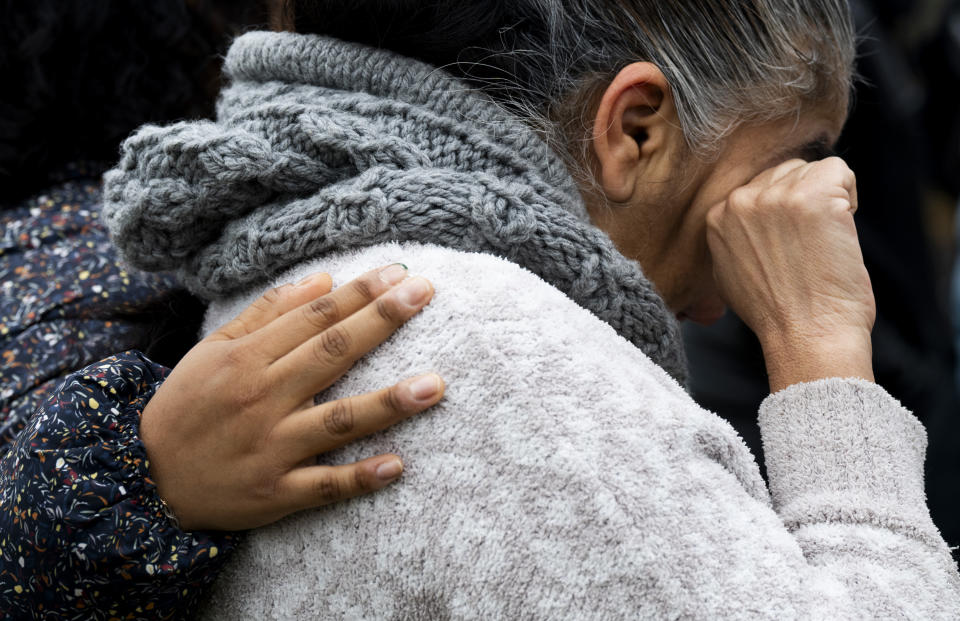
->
[269,275,434,402]
[277,455,405,514]
[255,264,410,361]
[211,272,333,341]
[271,374,444,464]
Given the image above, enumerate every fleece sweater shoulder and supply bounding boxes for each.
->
[198,242,960,620]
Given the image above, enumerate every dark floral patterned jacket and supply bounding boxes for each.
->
[0,170,236,619]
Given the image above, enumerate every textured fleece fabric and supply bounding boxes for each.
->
[99,31,960,617]
[198,243,960,619]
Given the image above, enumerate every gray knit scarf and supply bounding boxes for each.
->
[103,31,687,383]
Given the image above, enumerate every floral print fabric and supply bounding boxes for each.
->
[0,352,237,619]
[1,168,176,451]
[0,171,237,619]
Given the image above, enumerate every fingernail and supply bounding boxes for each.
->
[394,276,431,307]
[378,263,408,286]
[376,458,403,481]
[407,373,441,402]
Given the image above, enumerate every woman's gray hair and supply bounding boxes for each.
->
[463,0,856,164]
[288,0,857,167]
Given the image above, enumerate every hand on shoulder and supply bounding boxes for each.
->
[141,264,444,531]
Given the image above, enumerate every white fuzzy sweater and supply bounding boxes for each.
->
[197,242,960,620]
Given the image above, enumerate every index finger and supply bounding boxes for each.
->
[209,272,333,342]
[270,275,434,403]
[250,264,410,361]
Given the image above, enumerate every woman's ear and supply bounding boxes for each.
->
[592,62,675,203]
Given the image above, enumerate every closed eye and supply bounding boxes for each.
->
[760,134,838,171]
[798,137,837,162]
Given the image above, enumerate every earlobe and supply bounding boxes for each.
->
[592,62,672,203]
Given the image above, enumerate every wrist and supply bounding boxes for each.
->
[760,326,874,394]
[139,399,188,529]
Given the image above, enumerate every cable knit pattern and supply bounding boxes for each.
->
[101,31,687,383]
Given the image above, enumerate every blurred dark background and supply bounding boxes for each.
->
[1,0,958,558]
[0,0,267,205]
[0,0,269,366]
[685,0,960,557]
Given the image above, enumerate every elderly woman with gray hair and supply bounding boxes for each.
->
[6,0,959,617]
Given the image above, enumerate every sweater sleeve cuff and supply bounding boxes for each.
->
[758,377,939,545]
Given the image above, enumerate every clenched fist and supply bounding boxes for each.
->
[706,157,875,392]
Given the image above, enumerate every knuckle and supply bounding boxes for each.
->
[316,325,351,360]
[353,464,373,492]
[221,342,256,371]
[375,296,405,324]
[821,159,844,179]
[313,471,342,503]
[251,469,282,502]
[779,157,806,170]
[323,399,355,436]
[727,187,753,210]
[305,296,340,329]
[380,385,408,416]
[829,197,852,214]
[249,298,269,313]
[780,196,807,216]
[246,297,271,319]
[789,188,817,211]
[705,205,723,230]
[233,377,270,408]
[352,275,378,303]
[822,155,847,170]
[759,185,789,210]
[260,285,286,306]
